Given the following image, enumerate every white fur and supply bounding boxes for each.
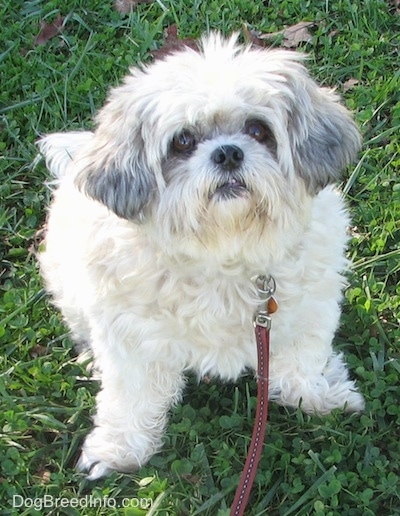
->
[37,34,364,479]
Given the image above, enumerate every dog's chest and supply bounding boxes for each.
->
[150,271,259,376]
[156,271,257,341]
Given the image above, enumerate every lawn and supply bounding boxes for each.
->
[1,0,399,515]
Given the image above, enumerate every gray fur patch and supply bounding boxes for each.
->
[77,163,155,221]
[289,91,361,194]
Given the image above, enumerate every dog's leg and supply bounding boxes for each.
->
[77,341,184,479]
[266,188,364,414]
[268,313,365,414]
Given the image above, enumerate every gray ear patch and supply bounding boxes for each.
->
[289,89,362,194]
[78,164,155,221]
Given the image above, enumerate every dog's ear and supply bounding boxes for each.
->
[71,108,160,221]
[72,72,166,222]
[75,149,156,221]
[288,80,361,194]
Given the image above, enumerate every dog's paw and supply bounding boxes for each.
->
[77,450,113,480]
[76,429,117,479]
[270,352,365,415]
[76,427,144,479]
[342,388,365,412]
[321,352,365,413]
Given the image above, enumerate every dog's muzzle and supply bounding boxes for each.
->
[210,145,248,200]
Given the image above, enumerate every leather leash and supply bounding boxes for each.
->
[230,275,277,516]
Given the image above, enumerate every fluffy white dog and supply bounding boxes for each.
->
[38,33,365,479]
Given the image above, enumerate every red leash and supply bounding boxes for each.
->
[230,276,277,516]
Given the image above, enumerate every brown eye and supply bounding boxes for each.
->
[172,130,197,153]
[245,120,272,143]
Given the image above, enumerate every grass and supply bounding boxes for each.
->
[1,0,399,514]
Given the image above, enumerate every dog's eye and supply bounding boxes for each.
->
[172,131,197,153]
[245,120,272,143]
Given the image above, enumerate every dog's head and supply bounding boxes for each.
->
[73,33,361,246]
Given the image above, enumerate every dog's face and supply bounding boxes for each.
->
[75,34,361,250]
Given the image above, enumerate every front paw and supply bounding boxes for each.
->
[76,428,141,479]
[77,450,114,480]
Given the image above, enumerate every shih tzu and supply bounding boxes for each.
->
[37,33,365,479]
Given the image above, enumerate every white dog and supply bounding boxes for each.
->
[38,33,365,479]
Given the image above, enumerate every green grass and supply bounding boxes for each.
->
[1,0,399,514]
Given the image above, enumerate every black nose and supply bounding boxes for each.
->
[211,145,244,170]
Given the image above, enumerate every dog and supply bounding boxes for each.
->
[37,33,365,479]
